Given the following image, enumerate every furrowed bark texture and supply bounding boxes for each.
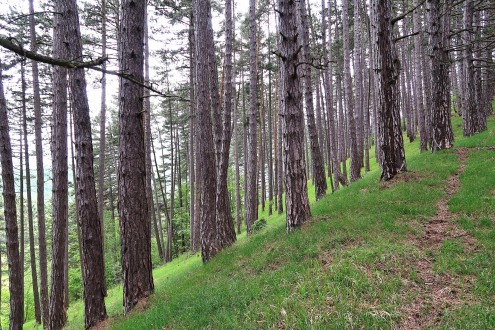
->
[63,0,108,326]
[428,0,454,152]
[195,0,220,262]
[28,0,49,323]
[49,1,70,326]
[343,0,361,182]
[278,0,311,231]
[245,0,259,233]
[216,0,237,248]
[118,0,154,314]
[298,0,327,200]
[370,0,407,181]
[0,65,24,330]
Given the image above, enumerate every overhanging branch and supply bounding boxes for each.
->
[0,35,107,68]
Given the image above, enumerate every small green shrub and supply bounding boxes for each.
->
[252,218,267,233]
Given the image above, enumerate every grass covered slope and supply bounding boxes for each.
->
[24,116,495,329]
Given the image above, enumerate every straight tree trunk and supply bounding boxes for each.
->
[69,107,85,286]
[166,102,175,262]
[277,64,284,215]
[278,0,311,231]
[19,110,25,324]
[354,0,365,169]
[428,0,454,151]
[0,64,24,330]
[21,63,41,324]
[260,74,266,213]
[28,0,49,324]
[267,27,274,215]
[195,0,220,262]
[118,0,154,314]
[298,0,327,200]
[63,0,108,325]
[188,11,198,252]
[343,0,361,182]
[49,1,70,325]
[144,7,165,262]
[97,0,108,264]
[246,0,259,233]
[462,0,485,136]
[322,0,347,188]
[217,0,237,248]
[234,86,242,234]
[370,0,407,181]
[413,0,428,151]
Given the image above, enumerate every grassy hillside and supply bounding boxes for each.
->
[24,115,495,329]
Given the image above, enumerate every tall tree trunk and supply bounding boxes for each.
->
[0,64,24,330]
[370,0,407,181]
[28,0,49,324]
[260,74,266,212]
[166,102,175,262]
[462,0,485,136]
[21,63,41,324]
[195,0,220,262]
[119,0,154,314]
[97,0,108,267]
[277,68,284,215]
[246,0,259,233]
[428,0,454,151]
[267,26,274,215]
[19,107,25,324]
[151,137,172,258]
[144,7,165,262]
[217,0,237,248]
[49,1,70,325]
[298,0,327,200]
[278,0,311,231]
[343,0,361,182]
[188,11,198,252]
[322,0,347,189]
[413,0,428,151]
[354,0,365,170]
[63,0,108,325]
[234,86,242,234]
[69,107,85,287]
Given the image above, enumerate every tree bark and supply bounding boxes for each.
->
[413,0,428,151]
[370,0,407,181]
[118,0,154,314]
[97,0,108,266]
[62,0,108,325]
[322,0,347,189]
[217,0,237,248]
[0,65,24,330]
[195,0,220,262]
[278,0,311,231]
[343,0,361,182]
[28,0,49,324]
[298,0,327,200]
[246,0,259,233]
[21,63,41,324]
[49,1,70,326]
[188,10,198,252]
[428,0,454,151]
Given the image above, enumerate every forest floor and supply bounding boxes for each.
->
[24,115,495,329]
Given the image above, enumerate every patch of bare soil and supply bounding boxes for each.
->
[379,170,425,189]
[92,318,110,330]
[134,297,149,313]
[397,148,476,330]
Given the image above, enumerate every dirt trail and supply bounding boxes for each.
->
[398,148,475,330]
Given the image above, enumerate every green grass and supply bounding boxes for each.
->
[23,115,495,329]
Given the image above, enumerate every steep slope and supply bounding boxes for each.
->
[23,115,495,329]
